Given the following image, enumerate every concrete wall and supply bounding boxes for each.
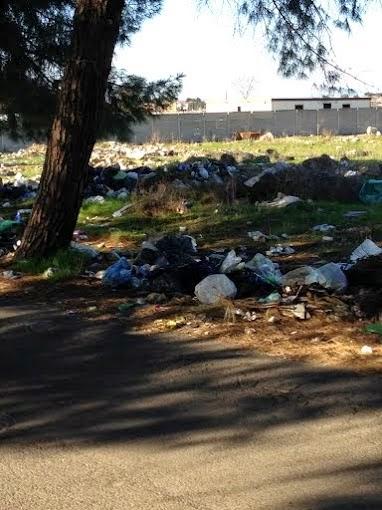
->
[128,108,382,143]
[2,108,382,149]
[0,133,32,152]
[272,98,371,111]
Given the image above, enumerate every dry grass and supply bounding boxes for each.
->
[131,183,188,216]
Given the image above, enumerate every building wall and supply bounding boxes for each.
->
[272,98,371,111]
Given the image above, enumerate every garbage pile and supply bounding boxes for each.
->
[74,233,382,321]
[2,150,382,207]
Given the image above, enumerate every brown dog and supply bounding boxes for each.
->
[234,131,262,141]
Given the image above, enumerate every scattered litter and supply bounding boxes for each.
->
[145,293,167,304]
[248,231,267,242]
[290,303,309,320]
[73,229,88,241]
[103,258,133,287]
[118,302,137,314]
[15,209,32,223]
[266,245,295,256]
[359,179,382,204]
[70,242,99,259]
[0,220,19,235]
[195,274,237,304]
[112,203,132,218]
[220,250,244,273]
[260,193,302,209]
[235,309,257,321]
[2,270,22,280]
[360,345,373,355]
[84,195,105,205]
[312,224,336,233]
[283,263,347,291]
[322,236,334,242]
[246,253,282,286]
[365,323,382,336]
[43,267,58,279]
[350,239,382,262]
[259,291,281,304]
[343,210,367,219]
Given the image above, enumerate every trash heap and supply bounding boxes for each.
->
[81,233,382,321]
[1,150,381,208]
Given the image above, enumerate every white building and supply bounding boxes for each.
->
[205,96,271,113]
[271,97,371,111]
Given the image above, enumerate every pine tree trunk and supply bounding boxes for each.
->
[17,0,124,258]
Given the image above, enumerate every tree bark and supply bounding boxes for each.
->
[17,0,124,258]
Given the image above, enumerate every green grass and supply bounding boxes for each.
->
[5,136,382,271]
[13,248,88,282]
[75,193,382,259]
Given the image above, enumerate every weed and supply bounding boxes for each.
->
[13,248,88,281]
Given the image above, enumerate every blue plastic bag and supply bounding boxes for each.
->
[103,257,132,287]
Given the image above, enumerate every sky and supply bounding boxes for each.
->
[114,0,382,101]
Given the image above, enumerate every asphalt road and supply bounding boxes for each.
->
[0,303,381,510]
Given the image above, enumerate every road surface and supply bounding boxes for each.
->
[0,303,381,509]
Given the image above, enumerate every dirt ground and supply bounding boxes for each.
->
[1,275,381,373]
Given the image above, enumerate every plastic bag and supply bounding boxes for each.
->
[220,250,244,273]
[246,253,282,286]
[195,274,237,304]
[359,179,382,204]
[103,257,133,287]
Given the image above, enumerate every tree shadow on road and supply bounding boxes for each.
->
[0,299,381,508]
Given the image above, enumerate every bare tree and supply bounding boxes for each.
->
[232,75,258,101]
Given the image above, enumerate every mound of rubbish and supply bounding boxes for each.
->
[1,149,379,207]
[244,155,364,202]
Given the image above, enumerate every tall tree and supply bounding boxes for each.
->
[0,1,179,140]
[16,0,374,257]
[17,0,125,257]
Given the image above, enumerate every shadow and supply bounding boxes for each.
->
[0,294,381,507]
[0,297,380,448]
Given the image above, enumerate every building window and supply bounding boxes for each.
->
[323,103,332,109]
[342,104,351,109]
[295,104,304,110]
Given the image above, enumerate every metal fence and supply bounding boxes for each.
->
[130,108,382,143]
